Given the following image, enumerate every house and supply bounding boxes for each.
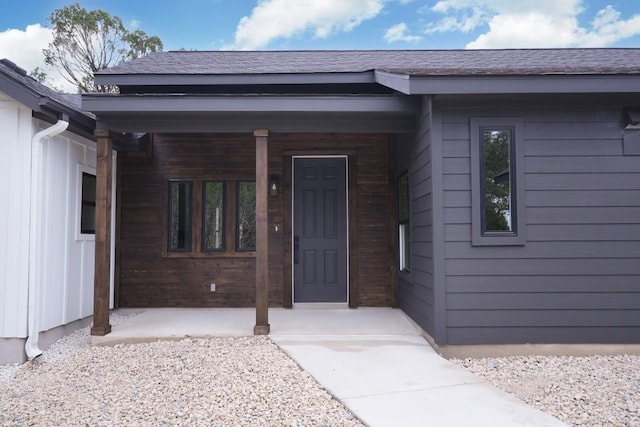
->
[0,59,116,364]
[4,48,639,362]
[82,49,640,356]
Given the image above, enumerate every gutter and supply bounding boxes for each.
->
[25,118,69,360]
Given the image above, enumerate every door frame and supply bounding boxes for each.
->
[282,151,358,308]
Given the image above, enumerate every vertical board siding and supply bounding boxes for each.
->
[38,124,102,332]
[117,133,394,308]
[439,101,640,344]
[0,104,102,337]
[397,96,436,336]
[0,100,31,337]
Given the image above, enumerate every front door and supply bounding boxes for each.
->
[293,157,348,302]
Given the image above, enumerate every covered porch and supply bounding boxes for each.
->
[84,93,419,337]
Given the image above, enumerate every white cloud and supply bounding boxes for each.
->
[228,0,384,50]
[0,24,75,92]
[384,23,421,43]
[424,0,640,48]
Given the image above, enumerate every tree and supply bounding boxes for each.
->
[41,3,162,93]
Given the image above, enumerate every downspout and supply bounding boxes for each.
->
[25,118,69,360]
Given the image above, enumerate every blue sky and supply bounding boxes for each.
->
[1,1,640,89]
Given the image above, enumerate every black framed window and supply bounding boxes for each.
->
[471,118,525,246]
[202,181,225,251]
[398,171,410,272]
[236,181,256,251]
[168,181,192,252]
[80,172,96,235]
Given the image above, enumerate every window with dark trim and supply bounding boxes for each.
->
[80,172,96,234]
[202,181,225,251]
[236,181,256,251]
[166,180,256,255]
[398,171,410,271]
[471,118,526,246]
[168,181,193,252]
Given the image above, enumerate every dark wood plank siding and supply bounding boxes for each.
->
[117,133,395,308]
[437,99,640,344]
[397,96,436,336]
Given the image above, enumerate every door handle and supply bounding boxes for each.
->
[294,235,299,264]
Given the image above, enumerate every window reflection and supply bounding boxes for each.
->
[482,129,513,233]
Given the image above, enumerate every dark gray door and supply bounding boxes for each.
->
[293,158,347,302]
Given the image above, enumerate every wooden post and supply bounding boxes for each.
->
[91,129,112,336]
[254,129,270,335]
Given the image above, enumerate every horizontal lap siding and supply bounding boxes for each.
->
[440,102,640,344]
[118,133,394,308]
[397,96,436,336]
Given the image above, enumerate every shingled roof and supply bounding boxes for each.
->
[98,49,640,76]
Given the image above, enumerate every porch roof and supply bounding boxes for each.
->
[83,48,640,137]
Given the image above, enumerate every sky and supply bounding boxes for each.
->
[1,0,640,91]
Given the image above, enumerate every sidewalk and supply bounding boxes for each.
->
[94,307,567,426]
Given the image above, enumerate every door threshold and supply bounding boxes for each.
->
[292,303,349,310]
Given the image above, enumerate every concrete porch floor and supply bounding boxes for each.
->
[93,307,566,427]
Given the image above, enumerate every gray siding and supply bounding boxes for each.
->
[437,98,640,344]
[397,96,436,336]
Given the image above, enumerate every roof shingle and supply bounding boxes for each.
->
[98,49,640,76]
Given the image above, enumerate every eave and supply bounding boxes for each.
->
[82,94,419,134]
[82,94,417,114]
[374,71,640,95]
[0,71,96,140]
[94,71,377,87]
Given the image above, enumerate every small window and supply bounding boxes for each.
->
[202,181,225,251]
[398,171,410,272]
[80,172,96,234]
[236,181,256,251]
[168,181,192,251]
[471,118,525,246]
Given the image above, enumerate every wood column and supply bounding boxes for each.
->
[91,129,112,336]
[254,129,270,335]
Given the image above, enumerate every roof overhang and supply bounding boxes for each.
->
[375,70,640,95]
[83,94,417,113]
[83,94,419,134]
[94,71,377,87]
[0,70,95,140]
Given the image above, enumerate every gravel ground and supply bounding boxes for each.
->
[453,355,640,427]
[4,315,639,427]
[0,314,362,426]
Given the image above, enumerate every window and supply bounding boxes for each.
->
[80,172,96,234]
[471,118,525,246]
[398,171,410,271]
[202,181,225,251]
[236,181,256,251]
[165,180,255,255]
[168,181,193,251]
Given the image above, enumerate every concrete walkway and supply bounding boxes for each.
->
[94,307,567,426]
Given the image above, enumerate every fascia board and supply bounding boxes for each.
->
[82,95,419,114]
[407,74,640,95]
[94,72,377,87]
[374,70,411,94]
[0,73,42,111]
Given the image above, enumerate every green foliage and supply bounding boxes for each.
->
[29,67,48,84]
[238,182,256,250]
[42,2,162,93]
[482,129,512,232]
